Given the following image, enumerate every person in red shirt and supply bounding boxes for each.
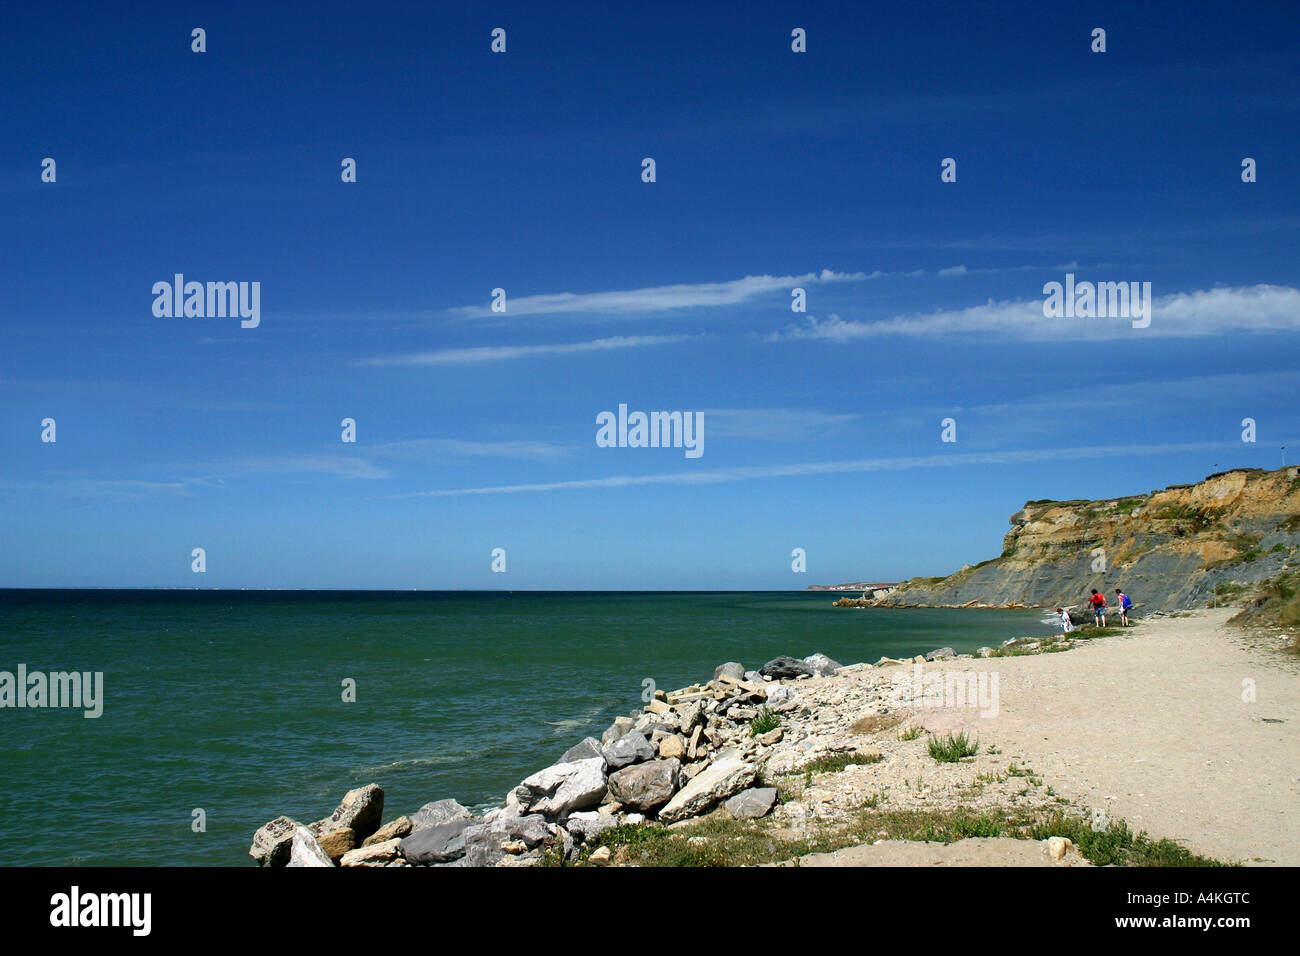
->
[1089,589,1108,627]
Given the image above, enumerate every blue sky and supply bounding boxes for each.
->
[2,1,1298,589]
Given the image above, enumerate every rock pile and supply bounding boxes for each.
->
[249,653,844,867]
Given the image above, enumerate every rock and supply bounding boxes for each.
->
[400,818,472,865]
[756,727,783,746]
[975,646,994,658]
[802,653,842,676]
[712,662,746,683]
[603,731,655,769]
[514,758,607,818]
[657,734,687,760]
[925,646,956,661]
[315,827,355,861]
[644,699,672,716]
[561,737,606,765]
[286,825,333,868]
[312,784,385,844]
[1044,836,1074,861]
[743,670,763,684]
[724,787,778,820]
[565,810,617,844]
[624,813,645,824]
[589,846,612,866]
[607,758,680,812]
[463,814,556,867]
[340,838,401,867]
[249,816,300,867]
[632,714,670,739]
[411,798,472,831]
[658,757,757,823]
[675,701,704,734]
[760,656,815,680]
[363,816,412,847]
[601,716,636,746]
[765,684,798,706]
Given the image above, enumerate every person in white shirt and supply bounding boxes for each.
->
[1057,607,1073,633]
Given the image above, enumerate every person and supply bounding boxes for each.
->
[1089,588,1107,627]
[1057,607,1073,633]
[1115,588,1133,626]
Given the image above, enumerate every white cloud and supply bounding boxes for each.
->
[371,438,568,462]
[374,440,1230,499]
[769,284,1300,342]
[359,335,686,367]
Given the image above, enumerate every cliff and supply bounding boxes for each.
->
[877,466,1300,612]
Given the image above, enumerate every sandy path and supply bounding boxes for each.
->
[775,837,1091,867]
[913,609,1300,865]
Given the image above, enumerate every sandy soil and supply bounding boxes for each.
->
[893,609,1299,865]
[775,836,1091,867]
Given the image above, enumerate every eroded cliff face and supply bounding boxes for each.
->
[880,467,1300,611]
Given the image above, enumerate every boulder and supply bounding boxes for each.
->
[411,798,472,831]
[463,814,556,868]
[676,701,705,734]
[600,716,636,746]
[743,670,764,684]
[315,827,355,861]
[802,653,842,676]
[312,783,384,844]
[602,731,654,769]
[607,758,680,812]
[724,787,778,820]
[565,810,618,844]
[760,656,814,680]
[588,846,612,866]
[286,825,333,868]
[657,734,687,760]
[514,758,607,817]
[925,646,956,661]
[658,757,757,823]
[560,737,605,765]
[400,818,472,865]
[339,838,401,867]
[363,815,413,847]
[249,816,300,867]
[766,684,797,706]
[712,662,746,683]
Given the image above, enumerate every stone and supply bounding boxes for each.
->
[760,656,815,680]
[561,737,606,765]
[603,731,654,769]
[802,653,842,676]
[658,757,757,823]
[286,825,333,868]
[1044,836,1073,861]
[340,838,401,867]
[676,701,704,734]
[712,662,746,683]
[463,814,556,868]
[514,758,607,818]
[565,810,617,844]
[316,827,355,861]
[687,725,704,759]
[589,846,612,866]
[924,646,956,661]
[312,783,385,844]
[411,798,472,831]
[400,818,472,865]
[644,699,672,716]
[657,734,687,760]
[601,716,636,746]
[975,646,994,658]
[363,815,412,847]
[743,670,763,684]
[766,684,797,706]
[249,816,300,867]
[607,758,680,812]
[724,787,778,820]
[756,727,783,746]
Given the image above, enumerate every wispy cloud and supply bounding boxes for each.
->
[370,438,569,462]
[209,455,391,480]
[358,334,686,366]
[374,441,1231,499]
[769,284,1300,342]
[447,269,874,319]
[702,408,860,442]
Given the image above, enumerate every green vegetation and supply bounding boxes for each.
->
[898,725,923,741]
[787,751,883,775]
[749,706,780,737]
[928,731,979,762]
[1228,569,1300,628]
[578,806,1228,868]
[1114,498,1144,513]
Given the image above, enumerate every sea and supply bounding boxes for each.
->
[0,589,1055,866]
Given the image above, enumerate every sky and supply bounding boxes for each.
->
[2,1,1298,589]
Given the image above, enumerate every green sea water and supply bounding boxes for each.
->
[0,590,1054,866]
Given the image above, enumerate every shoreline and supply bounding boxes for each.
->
[251,606,1298,868]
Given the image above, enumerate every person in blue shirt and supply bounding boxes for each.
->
[1115,589,1133,626]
